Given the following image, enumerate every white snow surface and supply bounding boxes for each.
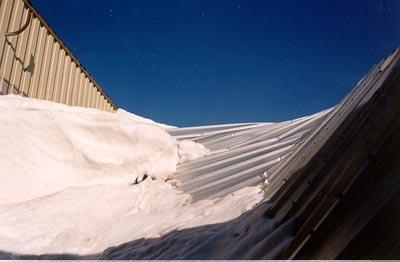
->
[115,108,175,129]
[177,139,210,164]
[0,95,262,256]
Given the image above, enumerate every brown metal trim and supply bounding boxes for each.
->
[20,0,117,110]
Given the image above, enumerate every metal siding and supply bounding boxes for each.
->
[93,90,98,108]
[84,81,89,107]
[20,16,39,96]
[28,25,46,97]
[95,90,101,109]
[65,62,75,105]
[0,0,116,111]
[99,95,104,109]
[9,6,29,92]
[76,72,84,106]
[45,40,59,100]
[86,81,92,107]
[99,91,103,109]
[83,78,90,107]
[98,92,103,109]
[0,1,14,50]
[88,81,94,107]
[37,33,53,99]
[0,0,16,75]
[51,44,64,102]
[71,66,80,106]
[0,0,24,85]
[91,82,97,108]
[59,55,71,104]
[104,98,108,111]
[80,75,87,107]
[80,77,87,107]
[101,95,106,110]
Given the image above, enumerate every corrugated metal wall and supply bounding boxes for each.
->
[0,0,117,112]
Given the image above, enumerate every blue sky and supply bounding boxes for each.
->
[32,0,399,126]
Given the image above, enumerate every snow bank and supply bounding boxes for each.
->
[114,109,210,164]
[177,139,210,164]
[115,108,175,129]
[0,95,204,205]
[0,179,262,255]
[0,95,261,256]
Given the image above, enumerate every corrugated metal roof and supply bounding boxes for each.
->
[2,48,399,260]
[157,47,400,259]
[167,109,332,201]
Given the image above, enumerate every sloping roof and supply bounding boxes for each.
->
[3,48,399,260]
[167,109,332,201]
[163,47,400,259]
[277,48,400,259]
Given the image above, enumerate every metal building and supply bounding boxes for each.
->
[1,0,399,259]
[0,0,116,112]
[2,48,398,260]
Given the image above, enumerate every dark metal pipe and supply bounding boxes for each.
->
[5,9,32,37]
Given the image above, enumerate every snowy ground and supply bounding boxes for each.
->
[0,95,264,256]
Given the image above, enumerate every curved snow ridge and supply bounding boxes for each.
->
[115,108,176,129]
[0,95,207,206]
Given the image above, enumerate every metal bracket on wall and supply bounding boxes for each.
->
[5,9,32,37]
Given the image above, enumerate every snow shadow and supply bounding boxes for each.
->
[0,201,297,259]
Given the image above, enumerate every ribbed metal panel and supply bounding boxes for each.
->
[0,0,116,111]
[168,109,332,201]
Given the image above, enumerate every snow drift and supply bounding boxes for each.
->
[0,179,262,255]
[115,108,175,129]
[0,96,178,205]
[0,95,260,256]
